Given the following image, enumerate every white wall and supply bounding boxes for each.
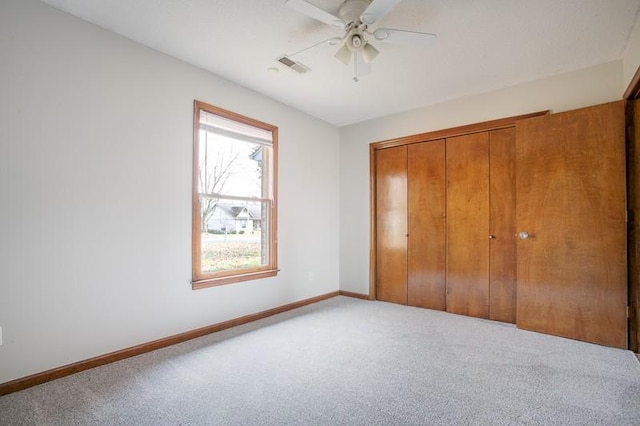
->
[0,0,340,384]
[1,0,633,386]
[339,60,624,295]
[623,16,640,91]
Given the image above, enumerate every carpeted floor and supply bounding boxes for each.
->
[1,296,639,425]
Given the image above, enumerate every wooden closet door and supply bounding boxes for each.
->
[446,133,490,318]
[375,145,408,304]
[408,140,446,310]
[516,101,627,348]
[489,128,517,323]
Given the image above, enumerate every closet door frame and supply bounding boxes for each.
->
[369,111,549,301]
[623,70,640,353]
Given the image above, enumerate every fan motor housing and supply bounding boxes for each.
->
[347,30,365,51]
[338,0,371,26]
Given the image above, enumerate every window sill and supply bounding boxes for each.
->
[192,269,278,290]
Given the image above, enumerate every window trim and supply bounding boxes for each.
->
[191,100,278,290]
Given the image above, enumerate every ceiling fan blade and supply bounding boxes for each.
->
[372,28,437,45]
[360,0,402,25]
[285,0,344,28]
[289,37,342,58]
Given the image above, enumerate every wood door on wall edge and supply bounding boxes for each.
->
[515,101,627,349]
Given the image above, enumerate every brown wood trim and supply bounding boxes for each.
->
[272,126,279,276]
[369,144,378,301]
[192,269,279,290]
[0,291,339,397]
[339,290,372,300]
[624,65,640,100]
[192,100,202,280]
[629,99,640,353]
[194,100,279,131]
[370,110,550,150]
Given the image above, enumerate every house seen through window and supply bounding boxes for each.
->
[192,101,278,289]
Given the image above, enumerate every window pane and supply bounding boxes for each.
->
[199,129,271,199]
[200,200,270,274]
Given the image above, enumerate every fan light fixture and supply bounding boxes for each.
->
[361,43,379,64]
[334,27,379,65]
[283,0,437,80]
[335,44,352,65]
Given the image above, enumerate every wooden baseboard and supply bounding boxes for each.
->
[0,291,339,397]
[339,290,372,300]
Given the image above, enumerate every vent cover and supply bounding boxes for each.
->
[276,55,310,74]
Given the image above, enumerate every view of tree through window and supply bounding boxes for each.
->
[192,101,277,288]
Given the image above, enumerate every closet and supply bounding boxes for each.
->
[371,102,627,348]
[374,123,520,322]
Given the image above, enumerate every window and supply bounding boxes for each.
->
[192,100,278,289]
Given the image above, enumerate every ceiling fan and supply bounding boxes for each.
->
[283,0,437,80]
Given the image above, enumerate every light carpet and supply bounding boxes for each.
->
[1,296,639,425]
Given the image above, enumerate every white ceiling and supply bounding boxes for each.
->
[41,0,640,126]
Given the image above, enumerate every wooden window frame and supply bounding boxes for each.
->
[192,100,278,290]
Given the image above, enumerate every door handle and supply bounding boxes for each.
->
[516,231,530,240]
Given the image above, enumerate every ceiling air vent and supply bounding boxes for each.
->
[276,55,310,74]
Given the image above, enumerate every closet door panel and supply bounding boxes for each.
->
[408,140,446,310]
[446,133,490,318]
[516,101,626,348]
[375,146,408,304]
[489,128,517,323]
